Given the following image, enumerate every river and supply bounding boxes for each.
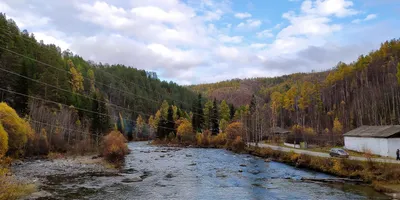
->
[30,142,389,200]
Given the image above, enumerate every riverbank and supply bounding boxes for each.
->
[8,155,119,199]
[246,145,400,196]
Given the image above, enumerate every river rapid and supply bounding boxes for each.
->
[17,142,390,200]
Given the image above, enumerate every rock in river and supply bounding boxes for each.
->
[121,175,143,183]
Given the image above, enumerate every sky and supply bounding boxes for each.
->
[0,0,399,85]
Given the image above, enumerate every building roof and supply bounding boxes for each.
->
[270,127,291,134]
[344,125,400,138]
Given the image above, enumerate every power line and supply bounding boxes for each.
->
[0,87,178,133]
[0,30,214,112]
[0,44,217,120]
[0,31,196,109]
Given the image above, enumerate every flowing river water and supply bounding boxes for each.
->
[25,142,390,200]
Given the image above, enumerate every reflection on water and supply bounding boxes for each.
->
[42,142,390,200]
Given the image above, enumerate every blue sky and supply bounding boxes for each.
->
[1,0,399,85]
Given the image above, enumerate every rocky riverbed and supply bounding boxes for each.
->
[12,142,391,200]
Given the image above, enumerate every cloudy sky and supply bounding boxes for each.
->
[1,0,399,85]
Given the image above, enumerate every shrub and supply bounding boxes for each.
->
[167,132,176,141]
[0,102,34,157]
[102,131,129,164]
[210,132,227,147]
[0,123,8,158]
[226,122,245,142]
[230,136,245,152]
[196,130,211,147]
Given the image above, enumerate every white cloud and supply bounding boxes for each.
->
[1,0,396,85]
[234,12,252,19]
[257,29,274,38]
[352,13,377,23]
[237,19,262,29]
[278,14,341,38]
[33,31,70,51]
[218,34,243,43]
[131,6,190,23]
[301,0,358,18]
[274,23,282,29]
[250,43,268,49]
[365,14,377,21]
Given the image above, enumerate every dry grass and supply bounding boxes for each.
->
[0,159,36,200]
[249,146,400,184]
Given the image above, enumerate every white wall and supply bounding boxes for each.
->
[388,138,400,158]
[344,137,389,157]
[284,142,300,149]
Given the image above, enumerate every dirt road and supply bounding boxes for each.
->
[249,143,399,164]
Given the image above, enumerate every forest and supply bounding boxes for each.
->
[2,9,400,157]
[190,39,400,145]
[0,13,198,158]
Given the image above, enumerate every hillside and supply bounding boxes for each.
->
[190,39,400,134]
[0,14,197,142]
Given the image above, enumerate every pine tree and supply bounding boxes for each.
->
[157,118,167,139]
[166,105,176,135]
[203,100,213,130]
[219,100,230,122]
[91,91,110,138]
[229,103,235,120]
[192,94,204,132]
[211,98,219,135]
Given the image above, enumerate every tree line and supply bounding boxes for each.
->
[0,13,198,155]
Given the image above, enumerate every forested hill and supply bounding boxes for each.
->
[190,39,400,133]
[0,14,197,134]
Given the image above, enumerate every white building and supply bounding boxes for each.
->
[344,125,400,158]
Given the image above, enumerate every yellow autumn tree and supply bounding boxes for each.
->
[333,117,343,134]
[68,60,84,93]
[154,110,162,129]
[270,91,283,127]
[172,105,178,121]
[177,119,194,142]
[0,122,8,158]
[136,115,145,134]
[219,119,228,133]
[160,100,169,119]
[87,68,95,92]
[0,102,34,156]
[298,81,314,111]
[283,85,298,111]
[148,115,156,130]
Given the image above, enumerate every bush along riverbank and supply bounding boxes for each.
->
[247,146,400,195]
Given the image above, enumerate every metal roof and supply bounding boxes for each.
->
[343,125,400,138]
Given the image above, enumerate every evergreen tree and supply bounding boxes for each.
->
[91,91,110,136]
[166,105,176,135]
[157,118,167,139]
[203,100,213,130]
[211,98,219,135]
[219,100,230,122]
[117,113,125,134]
[229,103,235,120]
[192,94,204,132]
[197,94,204,130]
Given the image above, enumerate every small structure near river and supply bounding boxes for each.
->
[344,125,400,158]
